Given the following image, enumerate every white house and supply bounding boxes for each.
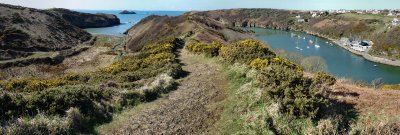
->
[351,41,372,52]
[371,10,380,15]
[392,18,400,26]
[295,15,301,19]
[311,13,320,18]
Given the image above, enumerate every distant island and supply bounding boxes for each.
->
[119,10,136,14]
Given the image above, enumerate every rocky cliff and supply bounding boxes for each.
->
[125,14,252,52]
[190,9,296,30]
[0,3,92,60]
[48,8,120,28]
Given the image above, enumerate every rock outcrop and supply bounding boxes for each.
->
[125,14,252,52]
[190,9,296,30]
[0,3,92,60]
[48,8,120,28]
[120,10,136,14]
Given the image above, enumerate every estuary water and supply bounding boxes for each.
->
[78,10,185,36]
[77,10,399,84]
[247,28,400,84]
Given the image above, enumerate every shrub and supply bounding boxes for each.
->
[1,73,84,92]
[5,115,71,135]
[313,72,336,86]
[26,85,111,116]
[2,79,29,91]
[371,78,383,90]
[249,58,269,69]
[257,65,328,118]
[306,119,339,135]
[186,41,224,56]
[220,39,275,64]
[66,107,86,131]
[141,52,176,68]
[382,84,400,90]
[300,56,327,72]
[270,56,303,71]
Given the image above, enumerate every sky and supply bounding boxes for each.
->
[0,0,399,11]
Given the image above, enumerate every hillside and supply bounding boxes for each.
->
[0,4,399,135]
[0,3,92,60]
[125,14,252,52]
[0,3,121,62]
[48,8,120,28]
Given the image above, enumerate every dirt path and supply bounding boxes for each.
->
[98,49,227,135]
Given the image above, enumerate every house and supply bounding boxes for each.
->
[388,11,395,16]
[371,10,380,15]
[392,18,400,26]
[351,41,372,52]
[295,15,301,19]
[356,10,365,14]
[340,37,350,46]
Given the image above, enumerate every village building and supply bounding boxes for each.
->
[392,18,400,26]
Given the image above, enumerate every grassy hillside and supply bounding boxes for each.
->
[0,37,184,134]
[185,39,399,134]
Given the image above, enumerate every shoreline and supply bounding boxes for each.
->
[243,26,400,67]
[296,29,400,67]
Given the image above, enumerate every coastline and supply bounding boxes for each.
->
[301,30,400,67]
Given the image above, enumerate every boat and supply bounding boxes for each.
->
[374,65,377,67]
[309,40,313,44]
[314,38,320,48]
[295,46,300,49]
[307,46,310,49]
[326,41,329,44]
[291,33,296,37]
[303,37,306,40]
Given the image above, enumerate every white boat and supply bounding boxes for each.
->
[303,37,306,40]
[307,46,310,49]
[314,38,320,48]
[309,40,313,44]
[300,48,303,51]
[326,41,329,44]
[295,47,300,49]
[374,65,377,67]
[291,33,296,37]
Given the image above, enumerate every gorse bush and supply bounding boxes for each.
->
[257,65,328,118]
[313,72,336,86]
[249,58,269,69]
[382,84,400,90]
[0,73,83,92]
[186,41,223,56]
[0,37,184,134]
[220,39,276,64]
[186,39,330,118]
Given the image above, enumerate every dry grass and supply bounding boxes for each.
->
[331,80,400,117]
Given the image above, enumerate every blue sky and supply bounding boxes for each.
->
[0,0,399,11]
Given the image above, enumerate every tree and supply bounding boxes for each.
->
[301,56,327,72]
[371,78,383,90]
